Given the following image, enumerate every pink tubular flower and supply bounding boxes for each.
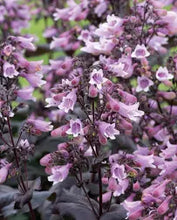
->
[98,121,120,140]
[95,14,123,38]
[89,69,107,90]
[51,124,70,137]
[40,153,52,167]
[134,154,156,171]
[0,163,11,184]
[157,196,172,215]
[118,102,144,122]
[66,119,84,137]
[89,85,98,97]
[48,163,72,185]
[58,90,77,113]
[94,0,107,17]
[156,66,173,81]
[23,72,45,88]
[152,179,170,198]
[111,164,127,180]
[3,44,14,56]
[81,38,116,55]
[14,36,36,51]
[131,44,150,59]
[106,95,120,112]
[17,87,36,101]
[27,119,53,132]
[118,89,137,104]
[136,76,154,92]
[123,200,144,220]
[3,62,19,78]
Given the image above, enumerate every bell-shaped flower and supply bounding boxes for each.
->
[136,76,154,92]
[131,44,150,59]
[118,102,144,122]
[58,90,77,113]
[48,163,72,185]
[66,119,84,137]
[17,87,36,101]
[89,69,107,90]
[27,118,53,133]
[98,121,120,140]
[156,66,173,81]
[111,164,127,180]
[3,62,19,78]
[51,124,70,137]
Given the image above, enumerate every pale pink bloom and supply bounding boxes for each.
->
[48,164,72,185]
[156,66,173,81]
[118,102,144,121]
[19,139,30,149]
[159,158,177,176]
[15,36,36,51]
[136,76,154,92]
[26,60,43,74]
[98,121,120,140]
[102,191,112,203]
[24,72,45,88]
[17,87,36,101]
[3,44,14,56]
[81,38,116,55]
[113,179,129,197]
[135,154,156,170]
[111,164,127,180]
[49,110,66,122]
[153,127,168,142]
[160,141,177,159]
[50,57,72,73]
[78,30,92,42]
[151,179,170,198]
[131,44,150,59]
[89,69,107,90]
[0,6,6,22]
[89,85,98,97]
[95,14,123,38]
[58,90,77,113]
[109,62,129,77]
[51,124,70,137]
[50,36,70,50]
[157,196,172,215]
[118,89,137,104]
[46,96,60,108]
[148,35,168,53]
[53,0,88,21]
[0,162,11,183]
[43,27,57,38]
[40,153,52,167]
[53,8,70,21]
[107,95,120,112]
[94,0,107,17]
[27,119,53,132]
[0,166,9,183]
[162,11,177,35]
[66,119,84,137]
[123,200,144,220]
[3,62,19,78]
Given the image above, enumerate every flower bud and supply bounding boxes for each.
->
[40,154,52,166]
[157,196,172,215]
[89,85,98,98]
[157,91,176,100]
[51,124,70,137]
[106,94,120,112]
[133,181,140,192]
